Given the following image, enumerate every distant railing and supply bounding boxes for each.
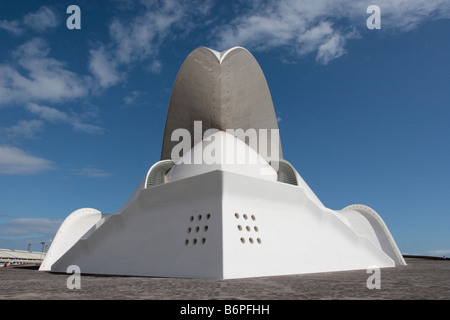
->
[403,254,448,261]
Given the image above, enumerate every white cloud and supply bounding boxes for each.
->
[0,38,89,106]
[0,145,53,175]
[71,122,104,135]
[0,218,62,237]
[89,46,121,89]
[1,119,44,140]
[374,0,450,31]
[26,102,104,135]
[148,60,162,74]
[109,0,185,65]
[316,33,346,65]
[22,6,59,32]
[0,19,23,35]
[26,103,68,123]
[213,0,450,65]
[123,91,141,105]
[297,21,335,56]
[0,6,58,35]
[88,0,212,89]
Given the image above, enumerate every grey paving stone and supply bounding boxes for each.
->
[0,258,448,300]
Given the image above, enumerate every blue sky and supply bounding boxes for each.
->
[0,0,449,256]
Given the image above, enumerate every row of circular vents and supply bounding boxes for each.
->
[184,212,262,245]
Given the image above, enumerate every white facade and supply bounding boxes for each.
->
[1,249,46,267]
[40,47,405,279]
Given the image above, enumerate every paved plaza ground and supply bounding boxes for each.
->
[0,257,448,300]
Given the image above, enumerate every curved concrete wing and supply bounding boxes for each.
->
[161,47,282,162]
[39,208,102,271]
[339,204,406,266]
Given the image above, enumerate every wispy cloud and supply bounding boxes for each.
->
[26,103,69,123]
[147,60,163,74]
[0,218,62,238]
[0,6,59,35]
[22,6,59,32]
[0,38,89,107]
[26,102,103,135]
[76,167,112,178]
[0,19,22,35]
[88,0,213,89]
[0,145,53,175]
[213,0,450,65]
[1,119,44,140]
[88,45,122,89]
[123,91,142,106]
[109,0,185,65]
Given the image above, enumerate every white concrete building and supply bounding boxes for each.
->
[1,249,46,267]
[40,47,405,279]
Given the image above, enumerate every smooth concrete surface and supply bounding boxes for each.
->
[161,47,282,161]
[1,258,448,300]
[41,168,400,279]
[40,46,405,279]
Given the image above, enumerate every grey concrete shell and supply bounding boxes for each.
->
[161,46,283,161]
